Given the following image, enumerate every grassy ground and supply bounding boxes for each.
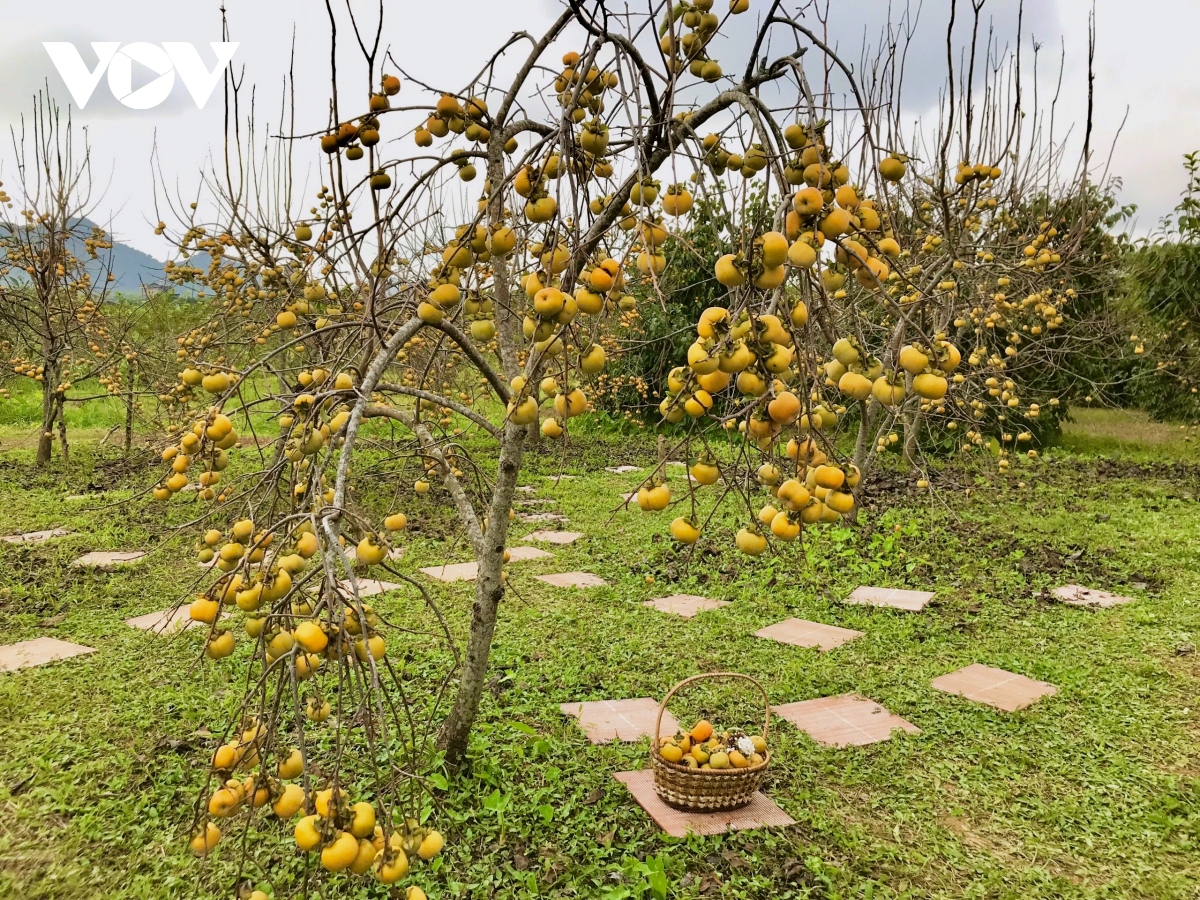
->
[0,410,1197,899]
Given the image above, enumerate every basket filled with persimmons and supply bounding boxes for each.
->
[651,673,771,811]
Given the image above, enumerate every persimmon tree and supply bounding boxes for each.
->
[155,0,1113,889]
[0,95,145,463]
[1126,151,1200,420]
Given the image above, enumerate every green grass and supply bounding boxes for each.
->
[1061,407,1200,463]
[0,412,1197,899]
[0,378,133,452]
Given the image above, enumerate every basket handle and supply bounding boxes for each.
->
[654,672,771,748]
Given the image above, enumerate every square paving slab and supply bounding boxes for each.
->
[0,637,98,672]
[125,607,194,635]
[773,693,920,747]
[560,698,678,743]
[421,547,552,582]
[71,550,147,569]
[605,465,642,474]
[506,545,553,562]
[621,492,638,503]
[2,528,71,545]
[527,530,584,544]
[420,562,479,582]
[518,512,569,523]
[845,585,934,611]
[338,579,402,597]
[932,664,1057,711]
[537,572,608,588]
[614,769,795,837]
[643,594,729,618]
[755,618,864,651]
[1052,584,1134,608]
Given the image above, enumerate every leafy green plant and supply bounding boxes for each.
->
[1125,152,1200,420]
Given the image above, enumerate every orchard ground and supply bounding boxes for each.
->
[0,401,1198,899]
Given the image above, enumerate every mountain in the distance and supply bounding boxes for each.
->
[0,218,211,297]
[74,219,176,295]
[0,218,183,295]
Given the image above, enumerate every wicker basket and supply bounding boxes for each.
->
[651,672,771,812]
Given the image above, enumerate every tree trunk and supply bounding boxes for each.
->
[903,407,920,469]
[124,359,135,457]
[847,399,877,527]
[438,551,505,765]
[36,359,58,465]
[851,399,875,475]
[55,393,70,463]
[438,421,526,765]
[901,374,919,469]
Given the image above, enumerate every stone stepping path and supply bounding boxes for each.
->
[774,694,920,747]
[605,465,641,474]
[0,637,98,672]
[516,486,537,493]
[614,769,795,837]
[421,546,552,582]
[1052,584,1134,608]
[518,512,569,523]
[338,579,402,597]
[545,475,577,483]
[508,546,552,562]
[420,562,479,583]
[516,498,556,506]
[536,572,607,588]
[126,607,194,635]
[527,530,584,544]
[755,618,864,651]
[71,550,147,569]
[2,528,71,545]
[643,594,728,618]
[621,492,637,503]
[932,664,1057,712]
[844,586,934,612]
[560,698,678,743]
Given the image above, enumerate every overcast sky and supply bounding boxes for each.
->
[0,0,1196,258]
